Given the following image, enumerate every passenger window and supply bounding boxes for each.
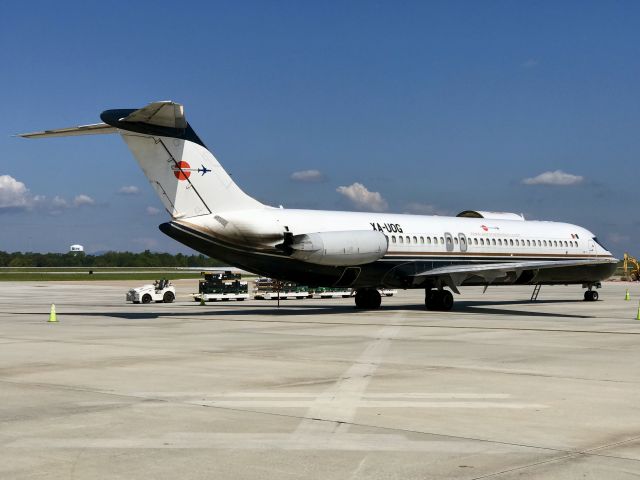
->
[492,239,496,245]
[392,236,396,244]
[406,236,410,244]
[427,237,431,244]
[553,241,557,247]
[480,238,484,245]
[419,236,424,244]
[543,240,547,247]
[473,238,478,245]
[440,237,444,244]
[497,239,502,246]
[538,240,541,247]
[399,236,404,244]
[454,237,459,245]
[510,239,515,246]
[564,241,568,247]
[413,236,417,244]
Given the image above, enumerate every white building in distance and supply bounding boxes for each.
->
[69,244,84,253]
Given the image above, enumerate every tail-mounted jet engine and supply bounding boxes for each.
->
[279,230,388,266]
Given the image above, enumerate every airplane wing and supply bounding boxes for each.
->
[412,257,618,293]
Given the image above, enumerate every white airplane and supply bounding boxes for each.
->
[19,101,618,310]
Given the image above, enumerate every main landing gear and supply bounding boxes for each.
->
[354,288,382,309]
[425,289,454,311]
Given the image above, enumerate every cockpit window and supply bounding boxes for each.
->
[592,237,608,251]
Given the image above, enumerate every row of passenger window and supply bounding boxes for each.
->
[388,235,579,248]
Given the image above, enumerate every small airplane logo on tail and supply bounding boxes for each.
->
[197,165,211,176]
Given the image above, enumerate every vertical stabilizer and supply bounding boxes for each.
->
[101,101,264,218]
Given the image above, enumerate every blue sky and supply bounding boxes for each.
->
[1,1,638,256]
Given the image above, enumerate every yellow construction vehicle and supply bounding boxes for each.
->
[623,253,640,281]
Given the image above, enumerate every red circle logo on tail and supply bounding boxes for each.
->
[173,161,191,180]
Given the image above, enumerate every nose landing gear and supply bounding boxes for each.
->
[584,290,599,301]
[425,289,454,311]
[583,282,601,301]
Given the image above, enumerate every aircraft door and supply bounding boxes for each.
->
[444,233,454,252]
[458,233,468,252]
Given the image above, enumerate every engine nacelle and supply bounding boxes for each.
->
[289,230,388,266]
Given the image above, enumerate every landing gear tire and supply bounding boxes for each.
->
[440,290,454,310]
[425,290,438,310]
[355,288,382,309]
[425,289,454,311]
[584,290,598,302]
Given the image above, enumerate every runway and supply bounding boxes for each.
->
[1,281,639,479]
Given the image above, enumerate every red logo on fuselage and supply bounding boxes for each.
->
[481,225,489,231]
[173,161,191,180]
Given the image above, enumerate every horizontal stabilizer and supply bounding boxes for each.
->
[119,101,186,129]
[18,123,117,138]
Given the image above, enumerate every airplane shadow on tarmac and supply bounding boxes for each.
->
[25,298,592,321]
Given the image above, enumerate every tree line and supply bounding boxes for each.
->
[0,251,224,268]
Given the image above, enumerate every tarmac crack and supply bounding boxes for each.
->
[470,433,640,479]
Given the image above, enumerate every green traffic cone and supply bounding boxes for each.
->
[48,304,57,323]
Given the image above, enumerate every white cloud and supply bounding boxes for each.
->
[146,206,161,216]
[522,170,584,186]
[73,194,96,207]
[521,58,539,68]
[0,176,99,214]
[0,175,32,209]
[51,196,68,208]
[404,202,448,215]
[290,169,325,182]
[336,182,388,212]
[118,185,140,195]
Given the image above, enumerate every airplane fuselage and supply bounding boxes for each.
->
[160,208,617,289]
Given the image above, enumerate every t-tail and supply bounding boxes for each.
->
[19,101,264,218]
